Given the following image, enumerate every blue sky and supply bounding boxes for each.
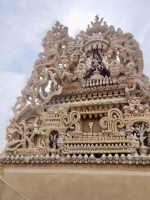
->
[0,0,150,152]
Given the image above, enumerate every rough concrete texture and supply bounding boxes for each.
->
[0,163,150,200]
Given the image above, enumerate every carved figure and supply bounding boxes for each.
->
[73,56,87,84]
[109,60,121,79]
[50,134,58,149]
[89,122,94,134]
[1,16,150,164]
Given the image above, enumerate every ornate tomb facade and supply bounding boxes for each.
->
[1,15,150,165]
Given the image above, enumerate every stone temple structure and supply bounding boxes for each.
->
[0,16,150,200]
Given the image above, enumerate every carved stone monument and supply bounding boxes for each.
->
[0,16,150,200]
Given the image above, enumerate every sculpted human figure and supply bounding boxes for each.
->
[109,60,121,79]
[73,56,87,84]
[86,57,92,71]
[92,57,101,71]
[60,27,71,48]
[59,55,75,84]
[102,28,110,41]
[105,25,118,43]
[125,62,137,76]
[117,28,123,37]
[61,69,73,83]
[50,134,58,149]
[102,47,118,69]
[125,62,150,103]
[118,47,128,63]
[66,52,80,73]
[101,21,108,32]
[125,76,150,103]
[91,52,103,72]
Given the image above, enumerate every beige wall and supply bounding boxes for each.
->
[0,163,150,200]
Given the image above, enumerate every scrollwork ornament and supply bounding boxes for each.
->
[1,15,150,164]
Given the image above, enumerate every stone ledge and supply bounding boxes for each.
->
[1,153,150,164]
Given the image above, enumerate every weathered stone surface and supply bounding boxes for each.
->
[1,15,150,163]
[0,14,150,200]
[0,164,150,200]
